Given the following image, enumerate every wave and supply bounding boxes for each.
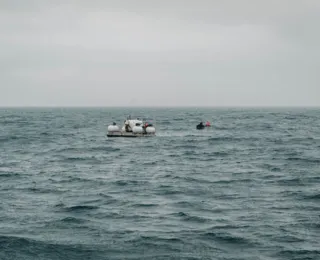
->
[57,155,105,164]
[24,187,66,194]
[286,157,320,164]
[154,188,182,195]
[0,172,21,178]
[273,234,305,243]
[113,179,149,186]
[301,193,320,200]
[259,166,283,173]
[142,159,168,166]
[39,132,50,136]
[207,136,237,142]
[200,231,255,246]
[0,135,25,143]
[51,176,96,184]
[276,177,306,186]
[172,118,185,121]
[170,212,212,223]
[277,249,320,258]
[56,146,121,154]
[56,205,99,212]
[131,203,159,208]
[138,235,183,243]
[212,126,233,130]
[175,144,199,149]
[0,235,104,259]
[44,216,88,225]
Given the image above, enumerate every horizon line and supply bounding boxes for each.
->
[0,105,319,109]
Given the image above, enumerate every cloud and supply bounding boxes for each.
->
[1,4,278,55]
[0,0,319,106]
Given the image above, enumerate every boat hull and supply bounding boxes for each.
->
[107,131,155,137]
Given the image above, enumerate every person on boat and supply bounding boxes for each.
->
[205,121,211,127]
[124,121,131,132]
[141,122,148,132]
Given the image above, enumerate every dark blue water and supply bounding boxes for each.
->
[1,107,319,260]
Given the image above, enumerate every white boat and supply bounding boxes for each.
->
[107,116,156,137]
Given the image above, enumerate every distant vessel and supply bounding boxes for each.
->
[107,116,156,137]
[196,121,211,130]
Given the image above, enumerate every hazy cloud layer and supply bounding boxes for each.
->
[1,0,319,106]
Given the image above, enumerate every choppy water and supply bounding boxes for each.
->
[0,107,320,260]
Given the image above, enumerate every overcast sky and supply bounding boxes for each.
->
[1,0,319,107]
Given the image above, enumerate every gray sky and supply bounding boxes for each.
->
[1,0,319,107]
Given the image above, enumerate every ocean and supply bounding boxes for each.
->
[0,107,319,260]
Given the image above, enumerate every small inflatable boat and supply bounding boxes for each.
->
[196,123,205,130]
[196,121,211,130]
